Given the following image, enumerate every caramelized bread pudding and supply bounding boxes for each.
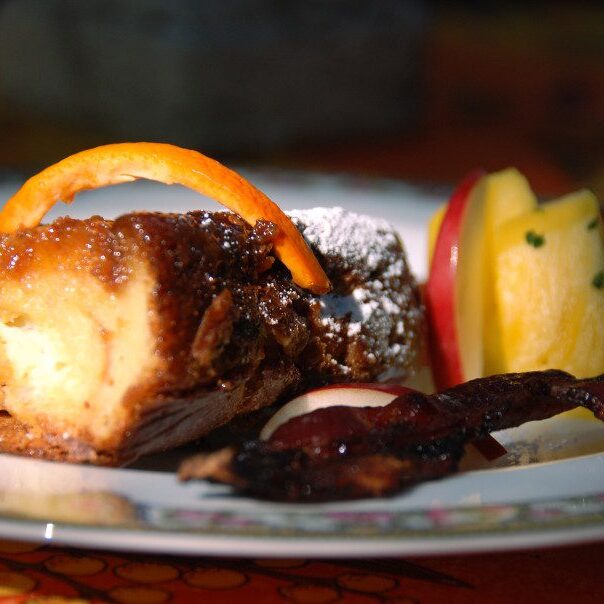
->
[0,207,424,465]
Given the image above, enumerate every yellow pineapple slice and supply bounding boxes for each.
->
[492,189,604,378]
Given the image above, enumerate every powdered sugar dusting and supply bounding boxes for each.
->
[289,207,424,381]
[289,207,399,278]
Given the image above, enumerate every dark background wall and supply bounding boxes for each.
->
[1,1,603,196]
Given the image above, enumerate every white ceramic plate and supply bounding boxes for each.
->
[0,170,603,558]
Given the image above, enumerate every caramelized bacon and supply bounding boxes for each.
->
[179,370,604,501]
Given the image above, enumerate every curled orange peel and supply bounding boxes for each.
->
[0,142,331,294]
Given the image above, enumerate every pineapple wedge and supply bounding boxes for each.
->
[491,189,604,378]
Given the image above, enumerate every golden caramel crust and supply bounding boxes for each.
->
[0,215,126,283]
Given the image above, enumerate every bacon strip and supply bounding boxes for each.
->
[179,370,604,501]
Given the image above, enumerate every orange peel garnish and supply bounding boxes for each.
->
[0,142,330,294]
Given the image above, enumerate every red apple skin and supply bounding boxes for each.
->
[424,170,484,391]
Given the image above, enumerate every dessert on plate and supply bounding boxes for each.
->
[0,143,425,465]
[2,142,602,504]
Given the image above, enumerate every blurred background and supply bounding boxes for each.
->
[0,0,603,197]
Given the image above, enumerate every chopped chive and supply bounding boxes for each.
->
[526,230,545,248]
[588,217,599,230]
[593,270,604,289]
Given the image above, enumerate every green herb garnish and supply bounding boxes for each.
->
[526,230,545,248]
[587,217,599,230]
[592,270,604,289]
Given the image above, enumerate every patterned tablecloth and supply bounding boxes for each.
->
[0,539,601,603]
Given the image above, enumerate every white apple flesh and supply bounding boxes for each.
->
[260,383,411,441]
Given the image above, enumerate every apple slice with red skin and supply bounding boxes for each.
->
[425,170,485,390]
[260,383,412,441]
[260,383,506,462]
[425,171,507,461]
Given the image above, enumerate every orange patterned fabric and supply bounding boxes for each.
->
[0,539,601,603]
